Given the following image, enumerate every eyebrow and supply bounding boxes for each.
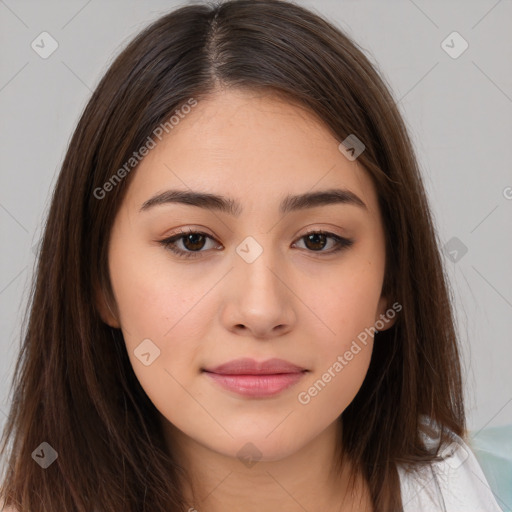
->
[140,188,367,216]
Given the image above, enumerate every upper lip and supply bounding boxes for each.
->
[203,358,307,375]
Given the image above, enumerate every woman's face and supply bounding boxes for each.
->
[102,88,395,462]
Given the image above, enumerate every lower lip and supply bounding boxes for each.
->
[203,371,306,398]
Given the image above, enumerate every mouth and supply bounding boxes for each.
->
[201,358,308,398]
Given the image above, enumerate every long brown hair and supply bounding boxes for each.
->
[0,1,465,510]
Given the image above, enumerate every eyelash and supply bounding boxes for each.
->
[158,228,354,259]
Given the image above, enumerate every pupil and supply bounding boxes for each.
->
[306,233,326,251]
[184,234,205,251]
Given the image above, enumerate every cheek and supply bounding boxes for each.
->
[295,279,377,424]
[108,249,219,422]
[301,255,384,348]
[294,253,382,411]
[108,244,224,399]
[109,242,213,338]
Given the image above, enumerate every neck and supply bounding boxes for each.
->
[162,418,372,512]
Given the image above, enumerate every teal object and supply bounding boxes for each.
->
[470,424,512,512]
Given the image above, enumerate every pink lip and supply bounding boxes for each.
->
[203,358,307,398]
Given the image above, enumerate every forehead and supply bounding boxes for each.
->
[124,88,379,215]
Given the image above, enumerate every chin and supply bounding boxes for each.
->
[208,428,307,463]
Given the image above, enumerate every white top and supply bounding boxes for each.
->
[398,430,504,511]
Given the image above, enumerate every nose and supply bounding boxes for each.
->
[219,242,296,340]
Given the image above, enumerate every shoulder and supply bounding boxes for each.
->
[398,422,503,512]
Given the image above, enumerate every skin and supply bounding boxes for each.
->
[98,88,395,512]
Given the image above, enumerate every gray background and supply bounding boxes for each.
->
[1,0,511,435]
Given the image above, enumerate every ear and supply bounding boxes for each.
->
[375,295,398,331]
[94,284,120,328]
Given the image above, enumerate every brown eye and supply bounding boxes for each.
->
[159,230,220,259]
[303,233,328,251]
[294,231,354,254]
[181,233,207,251]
